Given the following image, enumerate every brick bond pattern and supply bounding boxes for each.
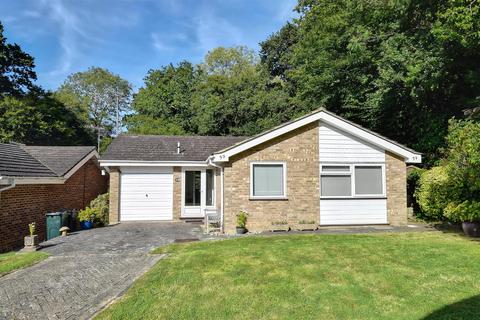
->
[108,168,120,224]
[0,160,108,251]
[223,123,320,234]
[386,152,408,226]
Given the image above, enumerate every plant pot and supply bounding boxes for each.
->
[270,225,290,232]
[80,220,93,230]
[291,223,318,231]
[462,221,480,237]
[236,227,247,234]
[24,235,39,247]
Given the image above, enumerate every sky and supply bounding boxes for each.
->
[0,0,297,91]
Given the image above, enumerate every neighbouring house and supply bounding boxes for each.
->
[100,108,422,234]
[0,144,108,251]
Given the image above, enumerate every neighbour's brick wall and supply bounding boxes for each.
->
[172,167,182,221]
[386,152,408,226]
[108,168,120,225]
[0,159,108,252]
[223,122,320,234]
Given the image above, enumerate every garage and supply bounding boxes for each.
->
[119,167,173,221]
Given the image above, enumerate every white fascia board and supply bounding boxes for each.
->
[212,111,422,163]
[99,160,208,167]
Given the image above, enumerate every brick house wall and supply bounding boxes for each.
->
[386,152,408,226]
[223,122,320,234]
[0,159,108,252]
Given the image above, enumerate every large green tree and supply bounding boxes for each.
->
[260,0,480,164]
[129,61,198,134]
[56,67,133,148]
[0,21,37,96]
[0,93,94,145]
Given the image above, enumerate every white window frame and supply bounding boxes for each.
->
[250,161,287,200]
[320,163,386,199]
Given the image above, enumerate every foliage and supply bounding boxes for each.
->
[125,115,186,136]
[0,22,37,96]
[100,233,480,319]
[77,207,95,223]
[56,67,133,146]
[78,193,109,226]
[0,251,49,277]
[416,166,452,220]
[89,193,109,226]
[416,119,480,221]
[260,0,480,164]
[28,222,36,236]
[0,93,95,145]
[236,211,248,228]
[407,167,425,215]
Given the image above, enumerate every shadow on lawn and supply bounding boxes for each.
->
[422,295,480,320]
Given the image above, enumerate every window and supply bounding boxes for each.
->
[321,165,384,197]
[355,166,382,195]
[206,169,214,206]
[251,163,286,198]
[320,166,351,196]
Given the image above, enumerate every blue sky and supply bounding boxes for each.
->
[0,0,297,91]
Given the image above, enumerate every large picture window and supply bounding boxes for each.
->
[251,162,286,198]
[321,164,384,198]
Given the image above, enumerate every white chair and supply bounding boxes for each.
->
[204,208,221,234]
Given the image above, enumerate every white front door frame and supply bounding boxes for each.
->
[181,167,216,218]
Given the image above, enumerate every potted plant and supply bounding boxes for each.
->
[78,207,95,230]
[236,211,248,234]
[270,220,289,232]
[444,201,480,237]
[23,222,39,251]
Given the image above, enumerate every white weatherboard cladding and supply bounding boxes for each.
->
[319,123,385,163]
[320,199,387,225]
[120,167,173,221]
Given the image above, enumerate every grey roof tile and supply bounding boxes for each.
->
[22,146,96,176]
[101,135,248,161]
[0,144,56,177]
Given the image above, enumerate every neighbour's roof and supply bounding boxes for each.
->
[101,135,247,162]
[0,144,97,178]
[22,146,96,176]
[0,144,57,177]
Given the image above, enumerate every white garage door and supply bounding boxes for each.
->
[320,199,387,225]
[120,167,173,221]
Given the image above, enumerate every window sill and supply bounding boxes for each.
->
[249,197,288,201]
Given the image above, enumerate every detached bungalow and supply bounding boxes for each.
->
[101,109,421,233]
[0,144,108,251]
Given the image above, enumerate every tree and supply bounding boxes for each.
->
[0,93,95,145]
[125,114,186,135]
[131,61,198,133]
[261,0,480,164]
[0,21,37,96]
[56,67,132,149]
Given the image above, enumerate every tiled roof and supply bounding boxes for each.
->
[101,135,248,161]
[0,144,96,178]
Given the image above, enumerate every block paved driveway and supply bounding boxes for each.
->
[0,222,204,320]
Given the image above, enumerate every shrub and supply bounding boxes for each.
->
[444,201,480,222]
[89,193,109,227]
[77,193,109,226]
[78,207,95,222]
[416,166,453,220]
[236,211,248,228]
[407,167,425,215]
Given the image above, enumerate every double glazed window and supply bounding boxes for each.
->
[321,165,384,197]
[251,163,286,198]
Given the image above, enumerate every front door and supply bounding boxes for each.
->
[182,168,215,217]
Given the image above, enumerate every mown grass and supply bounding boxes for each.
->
[0,251,49,277]
[97,232,480,320]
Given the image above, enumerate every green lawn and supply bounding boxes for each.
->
[97,232,480,320]
[0,251,49,277]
